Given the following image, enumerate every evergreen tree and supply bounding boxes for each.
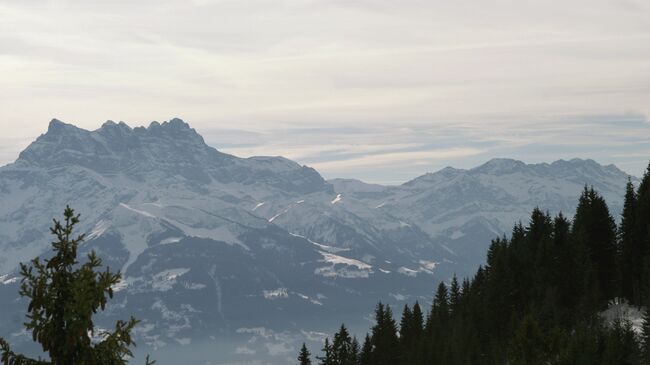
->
[350,337,360,365]
[638,163,650,305]
[572,186,618,303]
[358,335,372,365]
[411,302,424,338]
[620,178,641,303]
[302,178,650,365]
[557,323,600,365]
[369,303,399,365]
[317,338,334,365]
[398,305,413,365]
[602,319,640,365]
[332,324,354,365]
[509,315,545,365]
[637,162,650,237]
[298,343,312,365]
[449,275,461,313]
[430,282,450,327]
[0,206,153,365]
[425,282,451,363]
[553,213,575,318]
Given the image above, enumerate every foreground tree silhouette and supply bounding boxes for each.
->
[297,343,312,365]
[0,206,153,365]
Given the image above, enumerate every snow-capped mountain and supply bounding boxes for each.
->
[0,119,634,364]
[331,157,633,264]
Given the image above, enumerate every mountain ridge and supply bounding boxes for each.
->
[12,118,638,185]
[0,118,637,364]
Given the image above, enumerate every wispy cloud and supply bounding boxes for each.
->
[309,147,485,172]
[1,0,649,182]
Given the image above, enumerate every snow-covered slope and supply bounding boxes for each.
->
[0,119,635,364]
[332,158,633,263]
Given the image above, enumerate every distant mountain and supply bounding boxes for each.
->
[0,119,635,364]
[331,157,634,264]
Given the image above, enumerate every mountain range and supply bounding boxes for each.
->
[0,119,635,364]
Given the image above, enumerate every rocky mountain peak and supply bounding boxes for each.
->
[471,158,527,175]
[17,118,215,170]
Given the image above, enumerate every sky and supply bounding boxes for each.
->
[1,0,649,184]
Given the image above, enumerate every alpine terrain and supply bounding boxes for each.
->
[0,119,635,364]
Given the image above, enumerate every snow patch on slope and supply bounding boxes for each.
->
[0,275,18,285]
[263,288,289,299]
[152,268,190,291]
[397,267,418,277]
[289,233,349,253]
[315,251,373,278]
[87,219,110,240]
[600,299,645,334]
[320,252,371,269]
[119,203,156,218]
[159,237,182,245]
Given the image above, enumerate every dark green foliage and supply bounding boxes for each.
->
[369,304,399,365]
[601,319,640,365]
[621,179,641,304]
[398,303,421,365]
[0,206,153,365]
[508,315,546,365]
[637,164,650,257]
[573,187,618,304]
[310,174,650,365]
[449,275,460,311]
[298,343,312,365]
[317,338,334,365]
[331,325,355,365]
[350,337,360,365]
[358,335,372,365]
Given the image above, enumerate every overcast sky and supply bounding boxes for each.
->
[1,0,649,184]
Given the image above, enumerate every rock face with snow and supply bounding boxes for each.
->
[331,157,634,264]
[0,119,635,364]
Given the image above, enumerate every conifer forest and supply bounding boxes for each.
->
[300,163,650,365]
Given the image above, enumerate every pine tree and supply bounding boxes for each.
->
[0,206,153,365]
[370,303,399,365]
[638,163,650,305]
[359,334,372,365]
[553,213,575,317]
[398,304,413,365]
[350,337,360,365]
[399,304,412,342]
[298,343,312,365]
[449,275,461,313]
[572,186,618,303]
[620,178,640,303]
[425,283,451,363]
[509,315,545,365]
[317,338,334,365]
[637,162,650,236]
[332,324,354,365]
[300,181,650,365]
[411,301,424,338]
[602,319,640,365]
[431,282,450,326]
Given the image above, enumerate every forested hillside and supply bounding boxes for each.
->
[301,163,650,365]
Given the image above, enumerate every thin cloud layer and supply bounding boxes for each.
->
[1,0,649,183]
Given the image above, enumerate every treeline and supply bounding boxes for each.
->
[299,163,650,365]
